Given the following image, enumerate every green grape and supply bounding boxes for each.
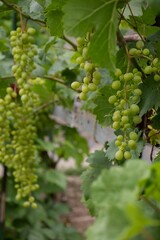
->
[112,121,120,130]
[115,68,122,77]
[117,135,123,141]
[136,40,144,49]
[124,151,132,160]
[84,62,93,72]
[115,150,123,161]
[108,95,117,104]
[88,83,97,91]
[154,74,160,81]
[152,58,159,66]
[93,77,100,85]
[76,37,84,46]
[115,140,122,146]
[82,84,89,93]
[112,80,121,90]
[129,132,138,141]
[133,75,142,83]
[121,116,129,124]
[133,115,142,124]
[143,48,150,56]
[71,81,81,89]
[27,27,36,35]
[93,71,101,80]
[79,92,87,100]
[144,65,153,74]
[130,104,140,115]
[128,140,136,149]
[129,48,139,55]
[76,56,84,64]
[134,89,142,96]
[83,77,90,84]
[123,73,133,81]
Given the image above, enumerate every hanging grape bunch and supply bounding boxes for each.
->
[109,40,160,161]
[0,26,43,208]
[71,34,101,100]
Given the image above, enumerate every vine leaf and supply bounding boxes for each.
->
[139,77,160,116]
[45,0,66,37]
[86,160,155,240]
[63,0,119,71]
[93,86,115,126]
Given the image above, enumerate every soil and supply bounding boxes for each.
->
[59,176,94,238]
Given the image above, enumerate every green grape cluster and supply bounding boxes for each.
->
[0,27,42,208]
[71,36,101,100]
[108,67,142,161]
[129,40,160,81]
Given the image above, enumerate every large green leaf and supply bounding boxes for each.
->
[139,77,160,116]
[63,0,120,71]
[45,1,67,37]
[86,160,158,240]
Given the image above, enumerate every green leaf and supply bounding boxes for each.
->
[81,150,112,214]
[45,1,67,37]
[105,140,118,161]
[86,160,157,240]
[93,85,114,125]
[63,0,119,70]
[139,77,160,116]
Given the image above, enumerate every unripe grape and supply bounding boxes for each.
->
[76,56,84,64]
[31,203,37,208]
[93,71,101,80]
[143,48,150,55]
[130,104,140,115]
[82,47,88,59]
[27,27,36,35]
[133,116,142,124]
[128,140,136,149]
[71,81,80,90]
[93,78,100,85]
[124,151,132,160]
[112,121,120,130]
[76,37,84,46]
[144,65,153,74]
[23,201,30,207]
[115,150,123,161]
[108,95,117,104]
[117,135,123,141]
[129,48,139,55]
[83,77,90,84]
[88,83,97,91]
[121,116,129,124]
[136,40,144,49]
[124,73,133,81]
[152,58,159,66]
[115,140,122,146]
[79,92,87,100]
[112,80,121,90]
[154,74,160,81]
[84,62,93,72]
[134,89,142,96]
[21,94,28,102]
[133,75,142,83]
[129,131,138,141]
[82,84,89,93]
[115,68,122,77]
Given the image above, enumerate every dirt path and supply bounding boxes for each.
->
[62,176,94,238]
